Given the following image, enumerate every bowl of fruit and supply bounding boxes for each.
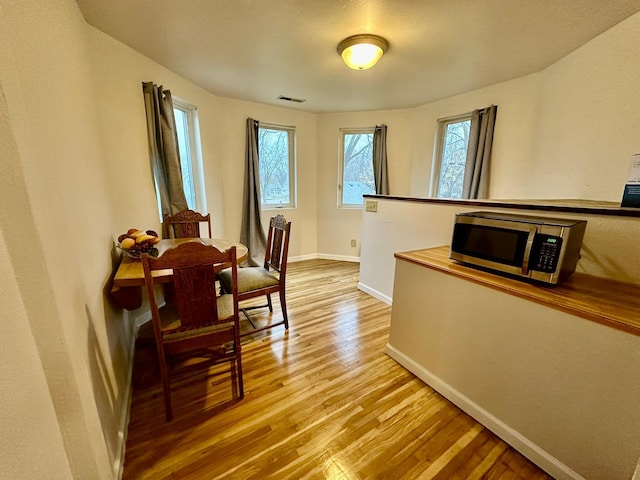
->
[117,228,160,259]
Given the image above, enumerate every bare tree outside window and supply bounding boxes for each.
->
[434,118,471,199]
[340,130,375,206]
[258,125,295,208]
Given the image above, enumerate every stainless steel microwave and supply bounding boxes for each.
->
[450,211,587,284]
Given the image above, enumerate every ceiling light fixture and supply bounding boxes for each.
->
[337,34,388,70]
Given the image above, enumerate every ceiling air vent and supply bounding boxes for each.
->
[278,95,306,103]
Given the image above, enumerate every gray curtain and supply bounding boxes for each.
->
[462,105,498,199]
[142,81,188,216]
[372,124,389,195]
[240,118,267,266]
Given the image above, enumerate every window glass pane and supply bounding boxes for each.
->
[173,107,196,209]
[437,120,470,199]
[258,127,293,207]
[342,132,375,205]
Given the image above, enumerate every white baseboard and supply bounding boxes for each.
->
[384,344,585,480]
[357,282,392,305]
[317,253,360,262]
[286,253,361,263]
[288,253,317,262]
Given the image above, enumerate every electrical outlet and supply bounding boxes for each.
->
[351,239,357,247]
[365,200,378,212]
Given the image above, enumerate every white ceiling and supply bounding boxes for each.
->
[76,0,640,113]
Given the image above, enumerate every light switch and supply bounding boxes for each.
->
[365,200,378,212]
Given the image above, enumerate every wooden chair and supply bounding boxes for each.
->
[218,215,291,336]
[163,209,212,238]
[141,241,243,421]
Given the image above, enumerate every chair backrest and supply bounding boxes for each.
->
[142,242,239,333]
[163,209,212,239]
[264,214,291,278]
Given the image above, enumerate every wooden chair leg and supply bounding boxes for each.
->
[266,293,273,312]
[237,290,288,336]
[279,288,289,329]
[157,353,173,421]
[236,356,244,399]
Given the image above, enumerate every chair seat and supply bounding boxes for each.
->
[164,321,234,342]
[160,294,236,341]
[219,267,279,294]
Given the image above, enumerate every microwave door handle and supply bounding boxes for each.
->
[521,227,537,275]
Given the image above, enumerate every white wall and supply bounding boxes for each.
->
[216,97,318,259]
[0,0,130,477]
[60,5,640,269]
[318,11,640,256]
[89,30,319,260]
[359,198,640,304]
[1,3,320,477]
[316,109,418,259]
[529,11,640,201]
[88,27,226,239]
[0,108,73,480]
[388,259,640,480]
[314,73,540,261]
[408,73,542,200]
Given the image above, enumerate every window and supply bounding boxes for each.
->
[339,128,375,207]
[431,114,472,199]
[258,124,296,208]
[172,99,205,211]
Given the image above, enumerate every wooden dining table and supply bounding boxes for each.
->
[111,238,248,310]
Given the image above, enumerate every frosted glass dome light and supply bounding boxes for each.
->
[337,34,388,70]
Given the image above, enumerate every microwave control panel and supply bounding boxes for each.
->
[531,235,563,272]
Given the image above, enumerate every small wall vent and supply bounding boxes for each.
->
[278,95,306,103]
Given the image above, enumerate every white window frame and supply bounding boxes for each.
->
[338,127,375,208]
[258,123,297,209]
[172,98,206,213]
[430,112,472,198]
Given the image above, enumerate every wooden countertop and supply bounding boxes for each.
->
[395,246,640,336]
[364,194,640,218]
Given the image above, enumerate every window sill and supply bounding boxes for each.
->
[262,205,296,211]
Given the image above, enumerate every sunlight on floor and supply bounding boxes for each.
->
[322,452,357,480]
[269,331,289,363]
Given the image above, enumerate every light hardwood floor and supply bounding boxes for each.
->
[123,259,554,479]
